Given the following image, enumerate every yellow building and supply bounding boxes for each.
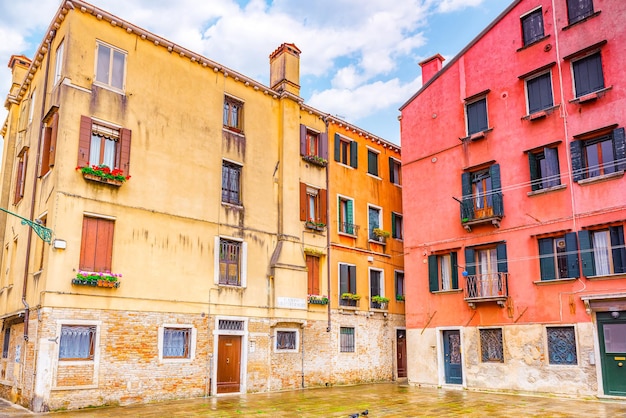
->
[0,1,403,411]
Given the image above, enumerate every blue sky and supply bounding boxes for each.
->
[0,0,508,145]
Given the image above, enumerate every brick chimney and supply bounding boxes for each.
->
[419,54,444,85]
[269,43,301,96]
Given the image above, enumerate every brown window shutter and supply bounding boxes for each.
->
[78,116,92,168]
[119,128,132,176]
[40,127,52,177]
[319,189,327,224]
[299,182,307,221]
[80,217,114,272]
[49,112,59,167]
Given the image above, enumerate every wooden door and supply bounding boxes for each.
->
[217,335,241,394]
[597,311,626,396]
[396,330,407,378]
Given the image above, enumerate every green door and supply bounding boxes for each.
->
[597,311,626,396]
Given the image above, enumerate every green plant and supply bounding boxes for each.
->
[371,295,390,304]
[76,270,120,283]
[305,220,326,229]
[303,155,328,166]
[372,228,390,238]
[396,294,405,301]
[77,165,130,183]
[308,295,329,304]
[341,292,361,300]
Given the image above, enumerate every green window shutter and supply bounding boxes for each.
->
[570,140,583,181]
[614,128,626,171]
[450,252,459,289]
[565,232,580,278]
[461,172,473,221]
[528,152,540,191]
[490,164,504,216]
[428,255,438,292]
[334,133,341,162]
[496,242,508,273]
[538,238,556,280]
[578,230,595,277]
[610,226,626,274]
[391,213,396,237]
[350,141,358,168]
[464,248,476,276]
[346,200,354,234]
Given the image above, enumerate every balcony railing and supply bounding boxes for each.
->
[339,222,359,236]
[464,272,508,308]
[461,193,503,231]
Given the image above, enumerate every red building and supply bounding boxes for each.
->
[400,0,626,397]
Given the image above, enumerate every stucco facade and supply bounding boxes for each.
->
[400,0,625,398]
[0,1,403,412]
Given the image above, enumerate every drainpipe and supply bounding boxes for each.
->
[324,115,331,333]
[22,29,55,341]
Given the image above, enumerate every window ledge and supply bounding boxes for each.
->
[302,155,328,168]
[562,11,601,31]
[366,173,382,180]
[431,289,463,295]
[522,105,560,121]
[586,273,626,281]
[222,126,244,136]
[533,277,578,286]
[577,170,624,185]
[569,86,612,104]
[459,128,493,142]
[516,34,551,52]
[527,184,567,196]
[92,82,125,96]
[338,231,358,239]
[221,202,244,209]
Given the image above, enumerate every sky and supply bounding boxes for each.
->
[0,0,509,145]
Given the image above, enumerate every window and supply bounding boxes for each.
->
[389,158,402,185]
[547,327,577,365]
[368,206,381,240]
[334,134,357,168]
[391,213,403,240]
[572,52,604,98]
[461,164,503,222]
[526,72,553,114]
[78,116,131,177]
[367,149,379,176]
[299,183,327,225]
[571,128,625,181]
[300,125,327,159]
[579,226,626,277]
[339,263,356,305]
[2,328,9,359]
[59,325,96,360]
[480,328,504,363]
[222,161,242,205]
[218,238,243,286]
[538,233,579,281]
[338,197,355,235]
[163,327,191,359]
[395,271,405,301]
[14,149,28,204]
[369,269,384,309]
[521,8,544,46]
[528,147,560,191]
[40,109,59,177]
[28,89,36,125]
[466,97,488,136]
[223,96,243,132]
[464,243,508,299]
[95,42,126,91]
[54,39,64,84]
[567,0,594,25]
[306,255,320,296]
[340,327,355,352]
[80,216,114,272]
[276,330,297,351]
[428,252,458,292]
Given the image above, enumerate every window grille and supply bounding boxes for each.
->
[2,329,9,359]
[276,331,297,350]
[340,327,355,352]
[219,320,244,331]
[480,328,504,362]
[547,327,577,365]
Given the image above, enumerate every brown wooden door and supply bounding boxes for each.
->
[396,329,407,378]
[217,335,241,394]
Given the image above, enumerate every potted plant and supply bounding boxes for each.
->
[396,294,405,302]
[77,164,130,186]
[302,154,328,167]
[340,292,360,307]
[372,228,390,243]
[308,295,329,305]
[72,270,121,288]
[305,220,326,231]
[371,295,390,309]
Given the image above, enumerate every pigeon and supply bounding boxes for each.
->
[361,411,369,416]
[349,414,359,418]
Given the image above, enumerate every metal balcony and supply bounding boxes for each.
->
[464,272,508,308]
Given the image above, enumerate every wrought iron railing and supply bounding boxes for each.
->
[464,272,508,300]
[339,222,358,235]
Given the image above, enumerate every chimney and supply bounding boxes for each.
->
[269,43,301,96]
[419,54,444,85]
[7,55,32,95]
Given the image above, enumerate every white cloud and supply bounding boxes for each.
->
[434,0,485,13]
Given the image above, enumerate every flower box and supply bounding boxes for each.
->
[305,221,326,232]
[302,155,328,168]
[77,165,130,186]
[73,271,121,288]
[308,295,329,305]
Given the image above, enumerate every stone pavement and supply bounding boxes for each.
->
[1,383,626,417]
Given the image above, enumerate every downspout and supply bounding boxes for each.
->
[324,115,331,333]
[22,29,55,341]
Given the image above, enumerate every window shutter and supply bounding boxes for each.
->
[528,152,540,191]
[565,232,580,278]
[119,128,132,176]
[334,133,341,162]
[299,182,307,221]
[428,255,438,292]
[350,141,358,168]
[80,217,114,272]
[496,242,508,273]
[538,238,555,280]
[49,112,58,167]
[391,213,396,237]
[339,264,348,294]
[450,252,459,289]
[570,140,583,181]
[319,189,327,224]
[319,133,328,160]
[464,248,476,276]
[346,200,354,234]
[490,164,503,216]
[40,126,52,177]
[388,157,394,182]
[78,116,92,168]
[349,265,356,293]
[578,230,595,276]
[300,124,307,156]
[544,147,560,187]
[610,226,626,274]
[461,172,473,220]
[613,128,626,171]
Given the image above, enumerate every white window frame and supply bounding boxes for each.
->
[28,89,36,125]
[214,236,247,288]
[366,146,381,179]
[337,194,356,236]
[54,39,65,85]
[390,157,402,186]
[274,328,299,353]
[524,70,554,115]
[368,267,385,298]
[158,324,196,363]
[367,204,383,241]
[339,326,356,353]
[94,40,127,93]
